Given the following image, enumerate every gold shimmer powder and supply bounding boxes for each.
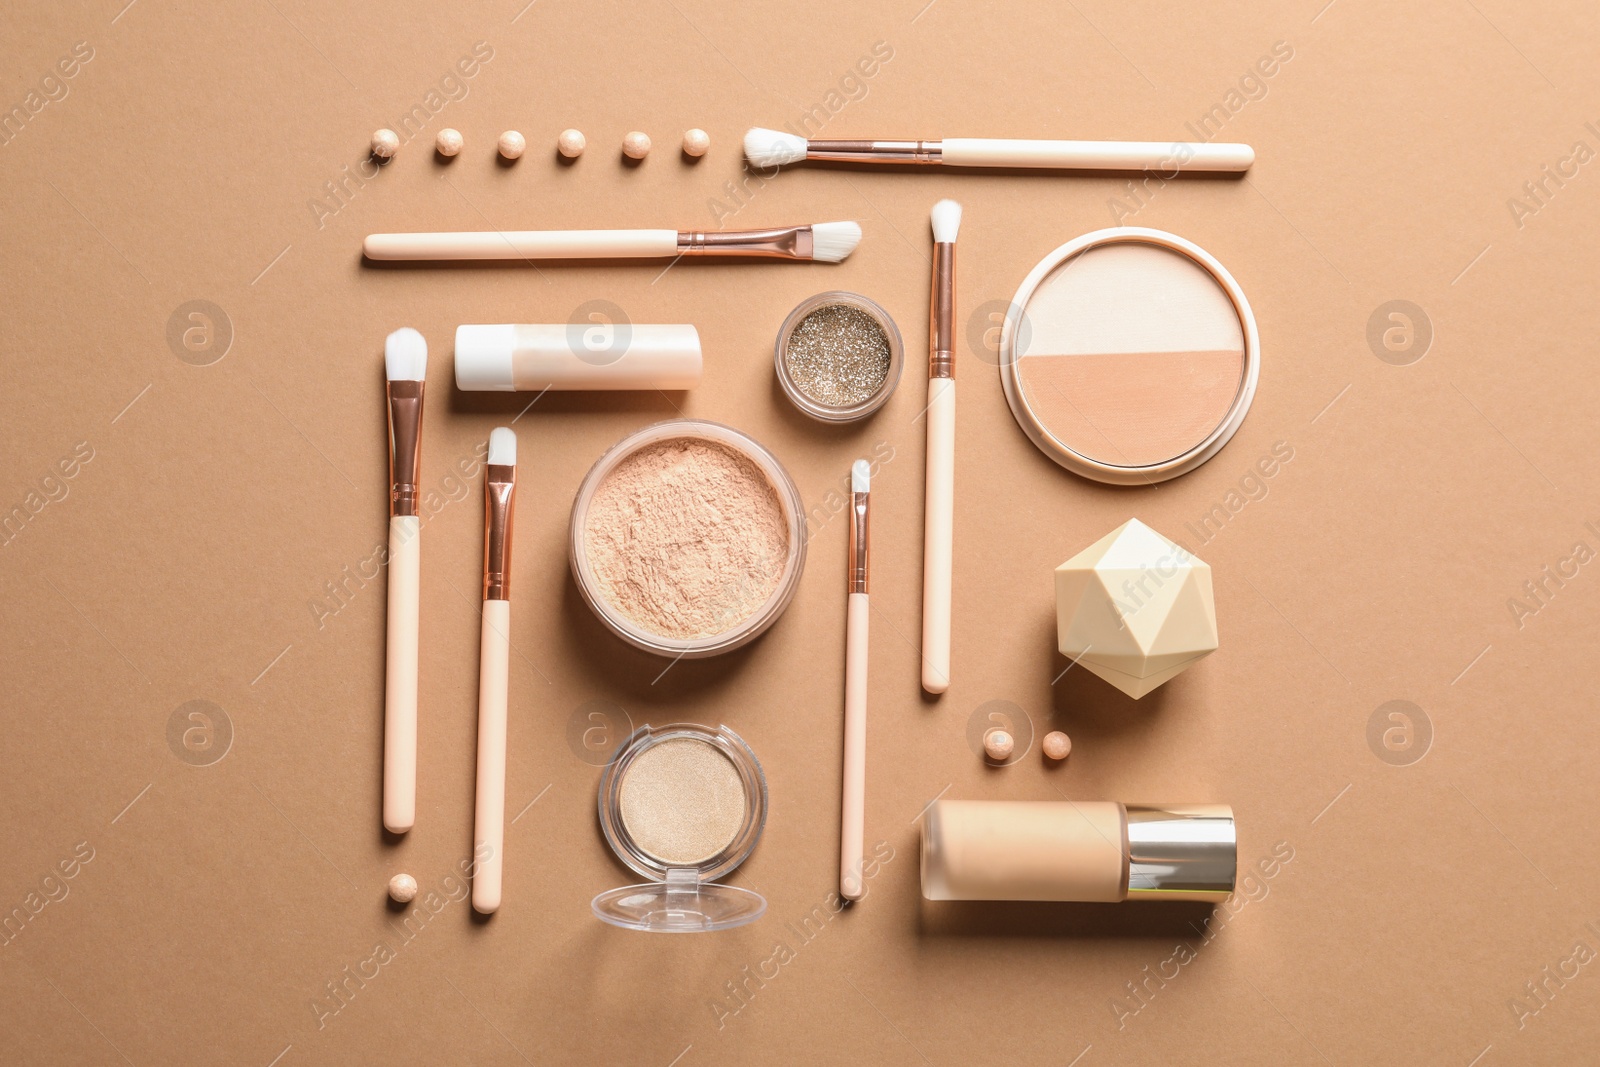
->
[584,438,790,640]
[783,304,891,407]
[619,738,746,866]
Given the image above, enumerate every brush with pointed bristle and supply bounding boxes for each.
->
[742,127,1254,172]
[365,222,862,263]
[385,327,428,381]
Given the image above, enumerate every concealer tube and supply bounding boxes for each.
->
[455,324,701,392]
[920,800,1235,902]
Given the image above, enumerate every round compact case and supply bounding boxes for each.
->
[999,227,1260,484]
[593,723,768,932]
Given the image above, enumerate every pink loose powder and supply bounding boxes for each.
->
[583,438,790,640]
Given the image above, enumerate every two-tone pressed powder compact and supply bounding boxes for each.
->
[999,227,1259,484]
[593,723,768,932]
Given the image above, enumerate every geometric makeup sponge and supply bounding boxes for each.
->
[1055,518,1218,699]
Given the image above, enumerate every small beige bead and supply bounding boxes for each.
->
[498,130,526,160]
[681,128,710,157]
[1043,731,1072,761]
[983,729,1014,762]
[388,873,418,903]
[622,131,651,159]
[435,128,463,157]
[558,128,586,158]
[371,129,400,158]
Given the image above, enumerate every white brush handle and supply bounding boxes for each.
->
[363,229,680,261]
[473,599,511,914]
[922,378,955,695]
[840,591,869,901]
[383,515,419,834]
[940,138,1253,172]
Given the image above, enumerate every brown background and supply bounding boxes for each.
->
[4,0,1599,1063]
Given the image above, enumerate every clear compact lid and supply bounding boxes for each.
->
[592,724,768,933]
[592,868,767,933]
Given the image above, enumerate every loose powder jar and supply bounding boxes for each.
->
[570,419,807,657]
[594,723,768,932]
[774,291,903,422]
[999,227,1260,484]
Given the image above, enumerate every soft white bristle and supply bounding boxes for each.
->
[809,220,862,263]
[744,127,808,168]
[930,199,962,244]
[384,327,428,381]
[488,427,516,466]
[852,459,870,494]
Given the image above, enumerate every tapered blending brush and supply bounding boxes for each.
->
[744,127,1253,172]
[840,459,871,901]
[383,327,426,835]
[473,427,517,914]
[922,200,961,696]
[362,221,862,263]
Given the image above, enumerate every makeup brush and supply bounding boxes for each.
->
[383,327,426,835]
[473,427,517,915]
[744,127,1253,172]
[922,199,960,696]
[363,222,862,263]
[840,459,871,901]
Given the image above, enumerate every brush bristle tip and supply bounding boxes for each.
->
[809,220,862,263]
[488,427,516,466]
[852,459,870,493]
[384,327,428,381]
[930,198,963,243]
[743,126,808,168]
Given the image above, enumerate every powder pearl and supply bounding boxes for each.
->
[435,128,463,157]
[371,128,400,158]
[558,128,586,157]
[622,131,651,159]
[1043,731,1072,761]
[498,130,526,160]
[681,128,710,157]
[387,873,418,903]
[983,729,1014,762]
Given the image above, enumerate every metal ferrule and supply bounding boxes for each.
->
[677,226,813,260]
[386,380,424,517]
[482,464,516,601]
[804,139,943,164]
[1123,804,1236,902]
[929,242,956,378]
[848,491,869,594]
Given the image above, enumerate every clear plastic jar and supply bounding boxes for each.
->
[774,290,903,422]
[569,419,807,658]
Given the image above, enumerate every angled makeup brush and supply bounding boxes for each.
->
[383,327,427,834]
[363,222,862,263]
[473,427,517,914]
[922,199,960,696]
[744,127,1253,173]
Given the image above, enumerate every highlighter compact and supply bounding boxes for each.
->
[999,227,1259,484]
[593,723,768,932]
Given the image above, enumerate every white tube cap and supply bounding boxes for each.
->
[455,324,519,391]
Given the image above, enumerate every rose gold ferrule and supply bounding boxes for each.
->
[482,464,516,601]
[848,491,870,594]
[804,139,943,165]
[929,242,956,379]
[677,226,813,260]
[386,380,424,517]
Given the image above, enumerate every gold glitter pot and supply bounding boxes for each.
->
[595,723,768,932]
[569,419,808,658]
[775,291,903,422]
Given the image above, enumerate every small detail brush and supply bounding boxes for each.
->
[363,222,862,263]
[744,127,1253,173]
[840,459,871,901]
[922,200,961,696]
[383,327,426,835]
[473,427,517,915]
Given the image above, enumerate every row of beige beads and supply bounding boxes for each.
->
[372,128,709,160]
